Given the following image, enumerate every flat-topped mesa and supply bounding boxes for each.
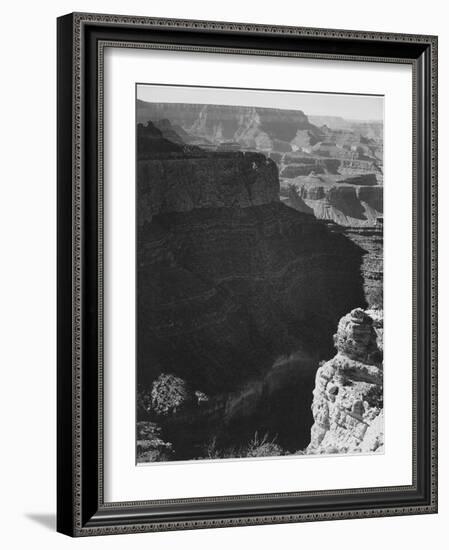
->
[138,152,280,224]
[307,308,384,455]
[137,120,281,224]
[136,101,322,150]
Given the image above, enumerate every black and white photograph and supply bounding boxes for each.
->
[135,87,384,463]
[0,1,442,545]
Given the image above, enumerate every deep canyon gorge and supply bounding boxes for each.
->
[136,100,384,462]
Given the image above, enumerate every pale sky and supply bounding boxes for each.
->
[137,84,383,122]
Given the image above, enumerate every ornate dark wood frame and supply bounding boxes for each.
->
[57,12,438,537]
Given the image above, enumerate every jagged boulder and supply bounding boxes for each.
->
[334,308,379,363]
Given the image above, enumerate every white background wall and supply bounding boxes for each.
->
[0,1,445,548]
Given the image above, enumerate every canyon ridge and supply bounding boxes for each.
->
[135,99,384,462]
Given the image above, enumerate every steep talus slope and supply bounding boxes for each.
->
[307,308,384,454]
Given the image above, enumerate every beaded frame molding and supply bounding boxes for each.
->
[57,12,438,537]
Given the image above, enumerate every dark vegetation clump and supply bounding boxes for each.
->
[364,384,383,409]
[245,432,284,458]
[136,421,174,463]
[150,373,193,416]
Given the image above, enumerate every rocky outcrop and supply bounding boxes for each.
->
[136,118,370,461]
[307,308,384,454]
[290,183,383,227]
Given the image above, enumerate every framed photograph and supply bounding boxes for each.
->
[57,12,438,536]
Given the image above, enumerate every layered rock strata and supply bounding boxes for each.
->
[324,221,383,308]
[307,308,384,454]
[137,101,323,150]
[296,183,383,227]
[138,152,279,224]
[136,116,369,460]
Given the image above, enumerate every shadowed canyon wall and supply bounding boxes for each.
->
[136,119,368,459]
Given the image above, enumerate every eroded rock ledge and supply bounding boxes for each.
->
[307,308,384,455]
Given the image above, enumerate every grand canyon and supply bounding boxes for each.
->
[135,97,384,462]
